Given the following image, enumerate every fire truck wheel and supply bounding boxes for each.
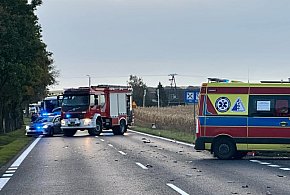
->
[113,120,127,135]
[63,129,77,137]
[213,138,236,160]
[119,120,127,135]
[89,120,102,136]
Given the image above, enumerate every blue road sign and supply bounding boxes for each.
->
[184,90,199,104]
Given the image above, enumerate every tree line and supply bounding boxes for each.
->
[0,0,57,134]
[128,75,168,107]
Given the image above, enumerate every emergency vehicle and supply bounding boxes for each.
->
[195,78,290,159]
[60,85,133,136]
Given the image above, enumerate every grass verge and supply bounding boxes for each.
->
[130,126,195,144]
[0,119,33,167]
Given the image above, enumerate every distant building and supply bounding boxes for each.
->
[47,90,63,96]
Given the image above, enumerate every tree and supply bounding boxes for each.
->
[0,0,58,133]
[157,82,168,107]
[127,75,147,107]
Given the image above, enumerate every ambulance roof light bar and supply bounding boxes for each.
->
[208,78,229,83]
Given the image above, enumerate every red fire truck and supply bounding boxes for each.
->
[195,78,290,159]
[60,85,133,136]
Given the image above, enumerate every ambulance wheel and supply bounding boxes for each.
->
[63,129,77,137]
[213,138,236,160]
[89,120,102,136]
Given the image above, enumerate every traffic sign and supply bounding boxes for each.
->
[184,90,199,104]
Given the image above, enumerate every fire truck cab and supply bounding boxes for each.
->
[60,85,132,136]
[195,78,290,159]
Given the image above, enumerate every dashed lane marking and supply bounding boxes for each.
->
[118,151,126,155]
[5,171,15,174]
[136,162,148,170]
[108,144,114,147]
[268,165,281,168]
[167,183,189,195]
[250,160,290,172]
[280,168,290,171]
[100,139,105,142]
[259,162,271,165]
[2,174,13,177]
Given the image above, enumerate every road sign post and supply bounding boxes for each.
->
[184,90,200,133]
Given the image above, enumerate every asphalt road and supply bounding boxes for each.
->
[1,130,290,195]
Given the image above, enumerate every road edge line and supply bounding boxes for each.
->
[127,129,194,147]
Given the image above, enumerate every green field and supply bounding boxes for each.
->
[0,119,33,167]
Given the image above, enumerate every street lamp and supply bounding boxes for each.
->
[143,89,147,107]
[86,75,91,88]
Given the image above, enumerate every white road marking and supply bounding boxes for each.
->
[259,162,271,165]
[0,178,10,190]
[280,168,290,171]
[5,171,15,174]
[128,130,194,147]
[11,137,41,167]
[100,139,105,142]
[108,144,114,147]
[268,165,280,168]
[2,174,13,177]
[136,162,148,170]
[0,137,41,191]
[250,160,290,171]
[167,183,189,195]
[118,151,126,155]
[102,132,114,136]
[250,160,261,163]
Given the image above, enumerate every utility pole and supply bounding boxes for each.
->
[168,73,178,105]
[157,88,160,108]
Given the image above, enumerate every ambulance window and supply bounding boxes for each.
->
[249,96,275,117]
[275,99,290,117]
[249,95,290,117]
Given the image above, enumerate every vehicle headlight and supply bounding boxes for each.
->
[26,126,29,130]
[61,120,66,126]
[84,118,91,126]
[42,125,49,129]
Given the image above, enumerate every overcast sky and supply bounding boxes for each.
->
[35,0,290,89]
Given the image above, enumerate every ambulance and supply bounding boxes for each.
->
[195,78,290,159]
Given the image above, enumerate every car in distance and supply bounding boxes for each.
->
[26,115,62,137]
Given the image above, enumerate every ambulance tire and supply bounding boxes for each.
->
[89,120,102,136]
[213,138,236,160]
[63,129,77,137]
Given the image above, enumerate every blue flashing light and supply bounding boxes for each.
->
[66,114,71,118]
